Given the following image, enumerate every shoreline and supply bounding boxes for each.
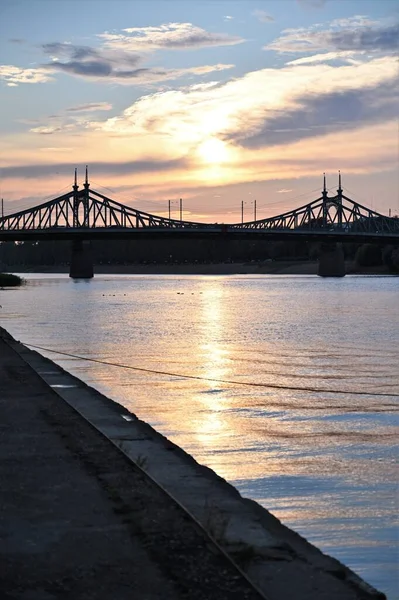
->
[0,325,386,599]
[2,260,394,276]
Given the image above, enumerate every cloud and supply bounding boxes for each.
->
[66,102,113,113]
[49,60,114,77]
[29,126,64,135]
[226,77,398,149]
[0,65,53,86]
[40,39,234,84]
[2,157,189,180]
[252,10,274,23]
[91,55,398,153]
[100,22,244,52]
[2,23,240,87]
[286,51,360,65]
[41,41,140,78]
[3,31,397,210]
[277,189,293,193]
[42,42,103,60]
[39,147,74,152]
[266,18,399,54]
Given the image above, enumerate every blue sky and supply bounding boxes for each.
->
[0,0,398,220]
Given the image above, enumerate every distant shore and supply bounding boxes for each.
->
[4,260,393,276]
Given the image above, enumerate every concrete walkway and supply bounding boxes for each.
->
[0,334,264,600]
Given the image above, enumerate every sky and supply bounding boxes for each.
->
[0,0,398,223]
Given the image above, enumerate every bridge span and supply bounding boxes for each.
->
[1,169,398,277]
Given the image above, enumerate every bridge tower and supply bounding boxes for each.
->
[322,172,328,228]
[336,170,343,229]
[69,166,94,279]
[83,165,90,227]
[72,168,79,228]
[317,171,346,278]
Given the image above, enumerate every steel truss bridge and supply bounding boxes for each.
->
[1,170,398,244]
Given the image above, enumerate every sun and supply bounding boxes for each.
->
[197,138,230,164]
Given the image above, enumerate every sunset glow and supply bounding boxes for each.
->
[198,139,230,165]
[0,0,397,221]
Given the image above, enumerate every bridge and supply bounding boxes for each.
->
[1,168,398,277]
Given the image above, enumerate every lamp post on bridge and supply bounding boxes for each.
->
[241,199,256,224]
[168,199,178,220]
[250,199,257,222]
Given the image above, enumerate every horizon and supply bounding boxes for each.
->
[1,0,398,222]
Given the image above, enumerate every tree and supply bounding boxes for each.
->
[355,244,382,267]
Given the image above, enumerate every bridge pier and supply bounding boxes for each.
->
[69,240,94,279]
[318,243,345,277]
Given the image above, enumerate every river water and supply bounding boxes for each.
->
[1,273,398,598]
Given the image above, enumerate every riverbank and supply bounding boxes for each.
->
[2,260,393,275]
[0,327,263,600]
[0,326,386,600]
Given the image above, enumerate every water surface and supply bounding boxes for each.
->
[1,274,398,597]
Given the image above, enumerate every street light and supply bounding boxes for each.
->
[168,199,178,220]
[241,200,246,225]
[250,199,257,222]
[241,199,256,224]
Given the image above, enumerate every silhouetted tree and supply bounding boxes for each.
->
[355,244,382,267]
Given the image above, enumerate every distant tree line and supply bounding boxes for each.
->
[0,239,398,272]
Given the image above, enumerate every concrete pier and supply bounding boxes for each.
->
[69,239,94,278]
[318,242,346,277]
[0,327,386,600]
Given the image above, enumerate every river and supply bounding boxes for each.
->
[1,273,398,598]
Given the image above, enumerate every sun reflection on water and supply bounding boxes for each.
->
[192,280,232,448]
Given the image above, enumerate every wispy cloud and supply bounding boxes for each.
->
[100,22,244,51]
[65,102,113,113]
[0,65,53,86]
[41,42,141,79]
[286,51,360,65]
[39,39,234,84]
[266,18,399,54]
[2,157,189,179]
[1,22,241,87]
[29,126,64,135]
[277,188,293,193]
[252,10,274,23]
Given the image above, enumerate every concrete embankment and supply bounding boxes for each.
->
[0,327,386,600]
